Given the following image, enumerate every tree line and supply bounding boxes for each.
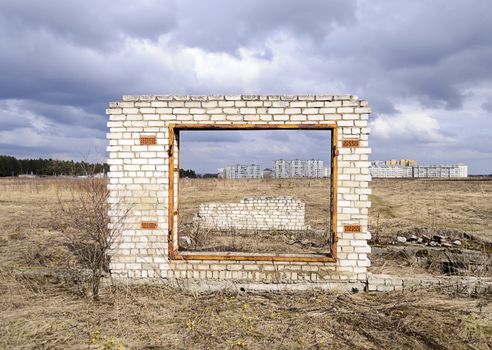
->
[0,155,109,177]
[179,169,217,178]
[0,155,217,178]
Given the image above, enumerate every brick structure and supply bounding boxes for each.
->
[107,94,371,291]
[195,196,309,231]
[367,273,492,294]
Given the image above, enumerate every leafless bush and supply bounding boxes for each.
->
[226,225,239,251]
[57,177,130,300]
[187,221,213,250]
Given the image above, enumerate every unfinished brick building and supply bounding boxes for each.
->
[106,94,371,291]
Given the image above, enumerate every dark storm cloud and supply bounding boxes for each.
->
[172,0,356,53]
[0,0,491,173]
[314,0,492,110]
[0,0,177,49]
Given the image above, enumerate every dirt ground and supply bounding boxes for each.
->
[0,177,491,349]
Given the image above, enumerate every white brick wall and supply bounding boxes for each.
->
[196,196,309,231]
[107,94,372,288]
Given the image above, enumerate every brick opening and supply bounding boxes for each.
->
[169,126,337,261]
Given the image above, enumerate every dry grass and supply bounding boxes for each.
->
[369,178,492,242]
[369,178,492,276]
[1,274,491,350]
[0,177,491,349]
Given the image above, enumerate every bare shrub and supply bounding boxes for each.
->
[56,177,130,300]
[187,221,212,250]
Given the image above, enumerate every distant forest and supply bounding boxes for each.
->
[0,155,215,178]
[0,155,109,177]
[179,169,217,178]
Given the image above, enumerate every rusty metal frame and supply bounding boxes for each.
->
[167,123,338,263]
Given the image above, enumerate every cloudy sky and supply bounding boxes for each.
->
[0,0,491,174]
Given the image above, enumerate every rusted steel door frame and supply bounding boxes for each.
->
[167,123,338,263]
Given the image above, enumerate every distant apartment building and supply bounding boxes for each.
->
[370,165,413,178]
[323,166,331,178]
[386,159,417,167]
[219,164,262,179]
[273,159,324,179]
[262,168,273,179]
[412,164,468,178]
[370,161,468,178]
[217,168,225,179]
[457,165,468,177]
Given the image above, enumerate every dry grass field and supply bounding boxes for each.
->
[0,177,491,349]
[370,178,492,241]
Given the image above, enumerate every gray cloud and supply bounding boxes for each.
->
[0,0,177,49]
[172,0,356,53]
[482,98,492,113]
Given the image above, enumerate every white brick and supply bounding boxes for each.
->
[268,108,284,114]
[270,101,288,107]
[223,108,239,114]
[122,108,139,114]
[290,115,307,121]
[173,108,189,114]
[190,108,206,114]
[203,101,218,108]
[225,95,242,100]
[193,115,210,121]
[285,108,301,114]
[301,108,318,114]
[290,101,307,107]
[337,107,353,113]
[337,121,354,127]
[240,108,256,114]
[273,115,289,121]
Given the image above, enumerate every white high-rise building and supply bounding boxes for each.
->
[457,164,468,177]
[369,165,412,178]
[370,161,468,178]
[221,164,262,179]
[217,168,225,179]
[412,165,468,178]
[273,159,324,178]
[323,166,330,178]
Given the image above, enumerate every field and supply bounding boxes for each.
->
[0,177,491,349]
[370,178,492,240]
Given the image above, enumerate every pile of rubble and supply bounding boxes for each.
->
[394,234,462,247]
